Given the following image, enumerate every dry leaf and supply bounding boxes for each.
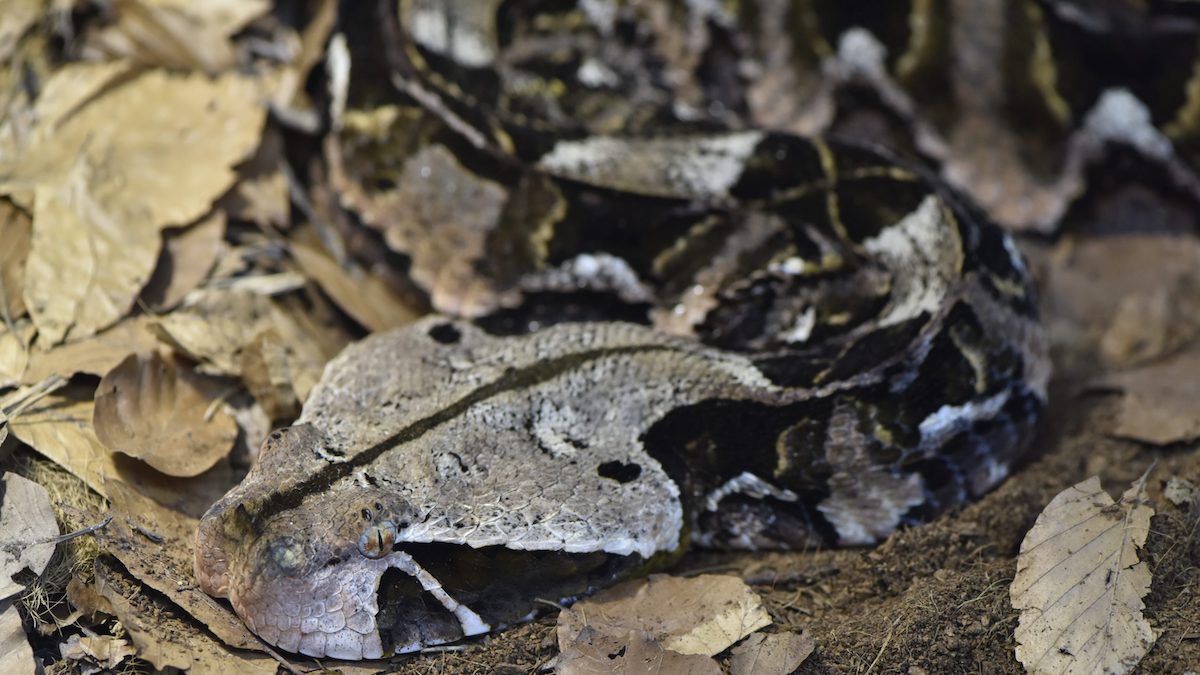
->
[59,634,138,674]
[153,288,347,400]
[1011,474,1157,675]
[0,472,59,601]
[238,330,300,422]
[0,320,35,388]
[0,198,31,320]
[0,0,40,63]
[220,127,289,228]
[95,480,263,652]
[1095,350,1200,445]
[82,0,270,74]
[93,351,237,477]
[1162,477,1197,507]
[291,242,421,332]
[729,631,815,675]
[0,600,34,675]
[22,315,161,384]
[140,211,226,312]
[6,64,265,344]
[556,574,772,659]
[8,385,234,513]
[558,629,722,675]
[90,557,279,675]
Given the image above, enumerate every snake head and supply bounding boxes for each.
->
[194,424,432,659]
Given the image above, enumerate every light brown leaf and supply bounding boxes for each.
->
[96,479,264,652]
[1096,350,1200,445]
[93,352,237,477]
[0,600,34,675]
[0,320,35,388]
[558,629,722,675]
[90,557,278,674]
[153,288,347,401]
[291,242,422,332]
[1011,474,1156,675]
[81,0,270,74]
[729,631,815,675]
[556,574,772,660]
[22,316,160,384]
[0,472,59,601]
[7,385,234,514]
[59,634,138,672]
[0,199,31,320]
[9,64,265,344]
[140,211,226,312]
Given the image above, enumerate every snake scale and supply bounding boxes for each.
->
[186,0,1200,660]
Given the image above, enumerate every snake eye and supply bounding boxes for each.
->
[357,520,397,559]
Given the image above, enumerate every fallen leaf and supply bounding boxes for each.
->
[728,631,815,675]
[1011,473,1157,675]
[0,0,39,63]
[291,242,421,332]
[22,315,161,384]
[558,628,722,675]
[90,556,279,674]
[93,351,238,477]
[7,64,265,344]
[0,320,35,388]
[220,128,289,229]
[0,198,31,320]
[0,599,34,675]
[59,634,138,674]
[8,385,234,513]
[81,0,270,74]
[95,480,263,652]
[1162,477,1197,508]
[238,330,300,422]
[0,472,59,601]
[556,574,772,659]
[153,288,347,400]
[140,211,226,312]
[1095,350,1200,445]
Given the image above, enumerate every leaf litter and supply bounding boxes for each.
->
[0,2,1197,674]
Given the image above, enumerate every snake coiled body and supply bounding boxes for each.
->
[195,1,1052,660]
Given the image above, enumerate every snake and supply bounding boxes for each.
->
[184,0,1196,661]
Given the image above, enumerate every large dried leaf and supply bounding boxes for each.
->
[0,472,59,601]
[1011,474,1157,675]
[556,574,772,659]
[7,64,265,344]
[93,352,237,477]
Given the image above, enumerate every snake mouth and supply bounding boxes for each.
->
[225,541,646,659]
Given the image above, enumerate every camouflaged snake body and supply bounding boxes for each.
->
[194,0,1053,660]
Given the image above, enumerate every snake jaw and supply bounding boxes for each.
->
[241,555,394,659]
